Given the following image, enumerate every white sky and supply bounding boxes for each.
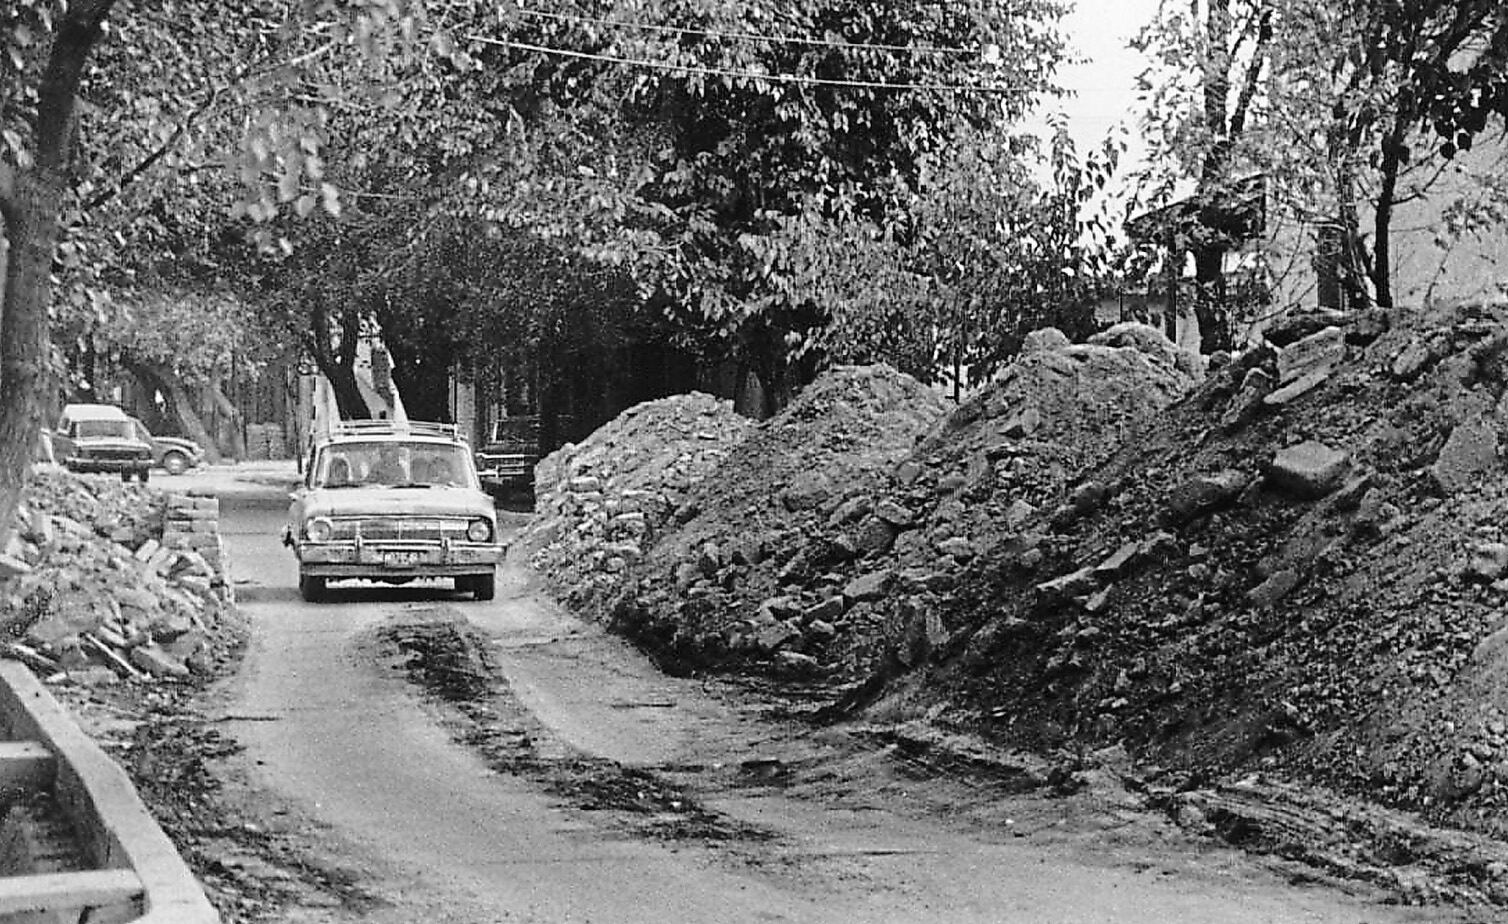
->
[1046,0,1162,155]
[1020,0,1165,226]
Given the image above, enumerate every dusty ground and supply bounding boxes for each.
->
[38,465,1486,923]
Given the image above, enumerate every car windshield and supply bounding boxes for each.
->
[315,441,473,488]
[75,419,133,439]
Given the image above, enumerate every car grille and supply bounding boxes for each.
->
[477,453,534,479]
[329,517,475,542]
[79,448,149,460]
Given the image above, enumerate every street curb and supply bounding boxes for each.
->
[0,661,219,923]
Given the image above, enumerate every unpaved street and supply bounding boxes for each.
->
[209,483,1461,923]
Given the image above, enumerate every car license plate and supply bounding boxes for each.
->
[382,551,422,568]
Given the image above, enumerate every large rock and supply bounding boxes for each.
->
[1022,327,1072,353]
[1266,441,1350,499]
[843,571,892,604]
[1166,470,1250,524]
[1275,326,1345,385]
[1088,321,1205,380]
[1430,417,1499,495]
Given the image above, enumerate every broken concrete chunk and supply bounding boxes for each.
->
[129,644,191,679]
[0,553,31,581]
[1390,338,1434,380]
[1266,442,1350,499]
[1468,543,1508,582]
[1248,569,1303,609]
[1263,369,1329,406]
[772,650,823,677]
[1036,566,1098,599]
[874,499,916,528]
[853,517,897,556]
[843,571,892,604]
[1004,499,1037,529]
[803,596,846,623]
[1276,326,1345,385]
[935,536,976,559]
[1166,470,1251,524]
[1001,407,1043,438]
[1094,541,1141,579]
[753,621,802,654]
[1430,417,1500,495]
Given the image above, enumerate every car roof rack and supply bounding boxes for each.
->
[316,420,465,442]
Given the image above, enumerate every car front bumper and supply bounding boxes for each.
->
[66,456,151,473]
[295,540,504,578]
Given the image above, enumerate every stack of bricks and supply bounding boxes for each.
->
[244,423,289,461]
[161,491,231,604]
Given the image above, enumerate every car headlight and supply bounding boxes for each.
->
[466,518,493,542]
[305,517,333,542]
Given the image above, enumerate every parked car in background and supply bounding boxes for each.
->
[474,415,540,497]
[283,419,504,602]
[51,404,153,482]
[129,417,205,475]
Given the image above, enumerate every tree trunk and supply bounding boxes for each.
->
[307,352,369,420]
[125,361,222,463]
[1192,245,1232,353]
[1371,116,1408,310]
[0,174,66,539]
[1163,229,1180,344]
[303,301,370,419]
[205,381,246,460]
[0,2,116,543]
[386,339,452,421]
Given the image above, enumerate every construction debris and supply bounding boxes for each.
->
[0,469,234,684]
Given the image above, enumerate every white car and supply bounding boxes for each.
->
[51,403,154,482]
[283,420,504,602]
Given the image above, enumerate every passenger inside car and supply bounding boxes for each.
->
[325,455,353,486]
[415,454,458,485]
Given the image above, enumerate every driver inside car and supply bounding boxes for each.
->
[365,444,407,484]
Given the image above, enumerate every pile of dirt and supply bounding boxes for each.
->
[0,468,239,683]
[606,327,1201,679]
[520,392,755,608]
[848,301,1508,900]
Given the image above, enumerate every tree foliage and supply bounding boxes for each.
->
[1134,0,1508,323]
[0,0,429,533]
[432,0,1075,412]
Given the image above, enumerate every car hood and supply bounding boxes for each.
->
[299,486,493,519]
[154,436,203,454]
[73,437,150,451]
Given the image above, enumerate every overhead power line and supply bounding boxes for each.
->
[514,7,980,56]
[466,35,1013,94]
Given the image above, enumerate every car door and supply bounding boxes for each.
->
[130,418,162,465]
[284,444,318,548]
[50,417,76,461]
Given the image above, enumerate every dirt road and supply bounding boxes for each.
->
[211,485,1462,923]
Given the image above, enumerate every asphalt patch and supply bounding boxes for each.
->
[378,616,775,844]
[94,697,385,922]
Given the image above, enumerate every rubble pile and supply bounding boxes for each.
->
[520,393,754,609]
[588,364,947,673]
[608,327,1200,678]
[865,301,1508,851]
[0,469,235,684]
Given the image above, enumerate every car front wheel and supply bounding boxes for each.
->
[163,451,188,475]
[298,573,326,602]
[470,573,495,602]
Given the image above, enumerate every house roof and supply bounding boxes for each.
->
[1126,174,1267,246]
